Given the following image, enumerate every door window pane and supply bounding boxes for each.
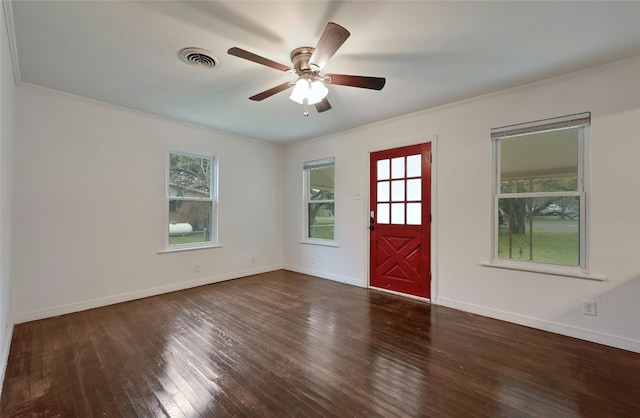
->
[391,203,405,224]
[407,203,421,225]
[406,154,421,177]
[377,181,390,202]
[377,159,390,180]
[377,203,390,224]
[391,180,405,202]
[391,157,405,179]
[407,179,421,201]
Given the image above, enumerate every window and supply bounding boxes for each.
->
[304,158,335,241]
[492,113,590,268]
[167,149,217,249]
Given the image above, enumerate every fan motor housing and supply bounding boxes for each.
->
[290,47,316,74]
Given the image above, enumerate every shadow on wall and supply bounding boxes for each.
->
[551,272,640,351]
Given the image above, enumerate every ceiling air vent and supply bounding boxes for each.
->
[179,48,219,69]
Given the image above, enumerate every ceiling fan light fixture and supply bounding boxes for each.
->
[289,78,328,105]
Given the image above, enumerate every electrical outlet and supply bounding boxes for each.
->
[194,263,201,273]
[312,256,316,265]
[582,300,597,316]
[251,256,256,263]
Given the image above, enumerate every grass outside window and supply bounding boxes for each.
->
[498,216,579,266]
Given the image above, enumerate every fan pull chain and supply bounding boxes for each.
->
[303,98,309,116]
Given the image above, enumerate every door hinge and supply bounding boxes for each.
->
[429,152,432,163]
[430,214,432,223]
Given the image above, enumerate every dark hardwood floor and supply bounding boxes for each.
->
[1,270,639,417]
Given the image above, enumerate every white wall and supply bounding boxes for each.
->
[12,85,284,321]
[284,58,640,352]
[0,0,16,390]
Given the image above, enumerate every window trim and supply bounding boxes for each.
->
[165,147,218,251]
[490,113,592,275]
[303,157,336,243]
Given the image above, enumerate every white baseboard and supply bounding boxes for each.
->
[435,297,640,353]
[283,264,366,288]
[0,319,15,395]
[13,264,283,324]
[13,268,637,354]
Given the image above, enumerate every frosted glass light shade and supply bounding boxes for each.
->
[289,79,309,104]
[307,80,328,104]
[289,78,328,105]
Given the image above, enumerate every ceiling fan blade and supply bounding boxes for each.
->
[309,22,350,70]
[315,98,332,113]
[325,74,386,90]
[249,82,292,101]
[228,47,291,72]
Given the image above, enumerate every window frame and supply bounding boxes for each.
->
[302,157,336,244]
[491,113,590,273]
[165,147,218,251]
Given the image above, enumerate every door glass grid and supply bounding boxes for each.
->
[376,154,422,225]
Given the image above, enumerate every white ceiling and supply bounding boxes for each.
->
[7,1,640,145]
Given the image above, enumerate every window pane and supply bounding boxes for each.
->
[500,176,578,194]
[308,202,334,240]
[407,203,421,225]
[391,180,405,202]
[500,127,579,193]
[309,166,334,200]
[377,159,390,180]
[391,157,405,179]
[169,200,212,246]
[407,179,421,201]
[498,196,579,266]
[391,203,405,224]
[406,154,421,177]
[377,203,390,224]
[377,181,390,202]
[169,153,211,197]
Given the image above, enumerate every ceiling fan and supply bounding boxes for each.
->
[228,22,386,116]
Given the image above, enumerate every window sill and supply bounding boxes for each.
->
[157,244,223,254]
[299,239,340,248]
[480,261,605,281]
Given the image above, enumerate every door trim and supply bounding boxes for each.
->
[366,135,438,302]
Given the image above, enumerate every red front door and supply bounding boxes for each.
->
[369,143,431,298]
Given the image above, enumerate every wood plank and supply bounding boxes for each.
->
[2,270,639,417]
